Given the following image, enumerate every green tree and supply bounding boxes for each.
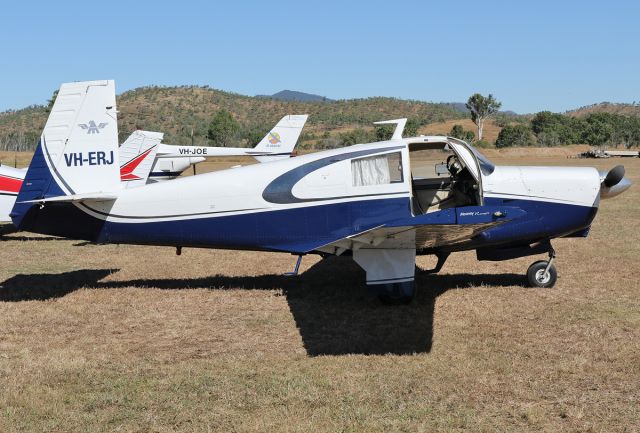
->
[46,90,59,112]
[495,125,535,148]
[530,111,587,146]
[340,128,374,146]
[207,109,240,147]
[581,113,615,146]
[375,124,394,141]
[404,118,421,137]
[620,116,640,148]
[449,124,475,142]
[241,124,268,147]
[466,93,502,140]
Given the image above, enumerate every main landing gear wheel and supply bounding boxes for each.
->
[378,281,416,305]
[527,260,557,288]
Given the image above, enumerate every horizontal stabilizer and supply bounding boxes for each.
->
[19,192,118,204]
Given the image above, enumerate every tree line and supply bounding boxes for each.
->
[496,111,640,148]
[2,88,640,152]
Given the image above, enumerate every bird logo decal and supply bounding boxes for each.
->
[79,120,108,134]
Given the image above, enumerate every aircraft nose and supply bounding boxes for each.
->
[599,165,632,199]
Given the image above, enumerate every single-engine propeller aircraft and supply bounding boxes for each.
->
[11,80,632,303]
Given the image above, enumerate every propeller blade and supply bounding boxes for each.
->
[603,165,625,188]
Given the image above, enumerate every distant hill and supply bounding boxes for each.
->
[257,90,331,102]
[0,85,466,151]
[444,102,469,113]
[567,102,640,117]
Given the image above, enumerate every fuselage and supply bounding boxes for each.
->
[13,138,604,256]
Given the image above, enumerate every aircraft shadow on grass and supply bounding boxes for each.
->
[0,257,525,356]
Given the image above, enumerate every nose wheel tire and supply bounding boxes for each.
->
[527,260,557,288]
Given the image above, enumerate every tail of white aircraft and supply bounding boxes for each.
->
[119,130,163,188]
[252,114,308,162]
[38,80,120,196]
[0,164,25,224]
[11,80,121,228]
[146,114,309,181]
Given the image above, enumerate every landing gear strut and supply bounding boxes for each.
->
[527,248,557,288]
[423,252,450,274]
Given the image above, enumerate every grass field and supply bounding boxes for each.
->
[0,154,639,432]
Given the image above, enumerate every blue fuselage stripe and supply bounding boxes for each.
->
[14,194,598,255]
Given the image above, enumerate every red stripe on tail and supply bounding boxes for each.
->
[119,147,154,181]
[0,175,23,194]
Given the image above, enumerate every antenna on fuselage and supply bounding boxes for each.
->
[373,118,407,140]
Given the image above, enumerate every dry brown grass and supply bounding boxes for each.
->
[0,152,32,169]
[0,153,639,432]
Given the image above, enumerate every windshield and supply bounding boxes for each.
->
[466,144,495,176]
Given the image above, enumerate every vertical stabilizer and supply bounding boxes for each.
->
[252,114,308,162]
[119,130,163,188]
[40,80,120,195]
[11,80,120,230]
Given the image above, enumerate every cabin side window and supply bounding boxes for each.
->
[351,152,403,187]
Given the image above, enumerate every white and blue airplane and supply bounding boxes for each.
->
[10,80,632,303]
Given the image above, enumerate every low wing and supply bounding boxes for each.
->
[315,206,527,255]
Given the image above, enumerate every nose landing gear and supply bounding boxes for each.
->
[527,248,557,288]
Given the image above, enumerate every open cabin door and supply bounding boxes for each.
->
[407,138,485,216]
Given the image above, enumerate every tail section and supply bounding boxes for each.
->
[119,130,163,188]
[38,80,119,195]
[0,164,25,223]
[11,80,120,230]
[252,114,308,162]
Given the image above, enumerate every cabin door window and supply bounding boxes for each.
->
[351,152,403,187]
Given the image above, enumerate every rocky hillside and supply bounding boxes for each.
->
[567,102,640,118]
[0,86,466,150]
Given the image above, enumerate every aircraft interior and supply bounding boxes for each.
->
[407,142,481,215]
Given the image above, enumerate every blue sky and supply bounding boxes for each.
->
[0,0,638,113]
